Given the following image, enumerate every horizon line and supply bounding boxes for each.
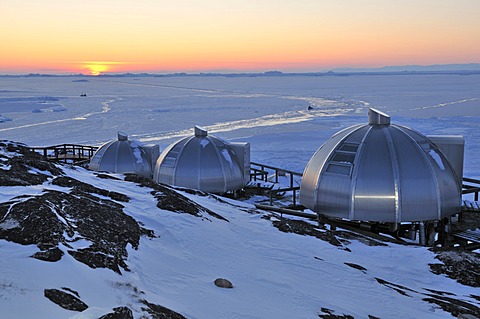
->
[2,62,480,77]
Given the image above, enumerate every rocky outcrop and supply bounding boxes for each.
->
[0,141,218,318]
[214,278,233,288]
[429,250,480,288]
[124,174,228,222]
[44,288,88,312]
[99,306,134,319]
[0,187,152,273]
[141,300,187,319]
[0,142,154,273]
[0,141,62,186]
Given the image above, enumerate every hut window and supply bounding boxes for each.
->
[324,141,359,175]
[339,142,359,152]
[332,152,355,164]
[326,163,352,175]
[163,157,176,167]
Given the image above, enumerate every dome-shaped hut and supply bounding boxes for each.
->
[153,126,250,193]
[300,108,462,223]
[89,132,158,178]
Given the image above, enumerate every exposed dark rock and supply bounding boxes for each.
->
[374,278,416,297]
[373,277,480,317]
[318,308,354,319]
[423,294,480,318]
[141,300,187,319]
[68,249,127,274]
[99,306,134,319]
[31,247,64,262]
[124,174,228,222]
[429,250,480,288]
[52,176,130,203]
[0,193,66,246]
[344,262,367,273]
[0,141,62,186]
[44,288,88,312]
[267,215,344,248]
[95,173,122,180]
[0,189,153,273]
[214,278,233,288]
[334,230,389,247]
[318,308,380,319]
[423,288,456,296]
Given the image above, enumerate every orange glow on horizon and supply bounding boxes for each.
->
[84,62,108,76]
[1,1,479,74]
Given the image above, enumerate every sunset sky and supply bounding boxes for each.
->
[1,0,479,75]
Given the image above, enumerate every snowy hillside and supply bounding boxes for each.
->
[1,74,480,318]
[1,142,479,319]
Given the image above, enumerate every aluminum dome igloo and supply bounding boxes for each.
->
[300,108,462,223]
[153,126,250,193]
[89,132,157,178]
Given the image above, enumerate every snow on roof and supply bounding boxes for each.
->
[154,126,245,193]
[89,132,152,177]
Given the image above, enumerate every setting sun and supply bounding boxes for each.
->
[84,62,109,76]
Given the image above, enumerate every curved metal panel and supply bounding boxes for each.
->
[352,126,396,222]
[389,126,438,221]
[154,129,246,193]
[89,134,152,177]
[300,108,462,223]
[300,124,363,211]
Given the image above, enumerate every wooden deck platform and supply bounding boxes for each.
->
[247,162,302,206]
[451,229,480,250]
[30,144,98,165]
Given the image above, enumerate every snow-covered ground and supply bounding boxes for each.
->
[1,157,478,319]
[1,74,480,318]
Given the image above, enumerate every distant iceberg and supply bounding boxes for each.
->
[0,115,13,123]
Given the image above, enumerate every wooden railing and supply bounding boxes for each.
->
[462,177,480,201]
[30,144,98,165]
[249,161,303,207]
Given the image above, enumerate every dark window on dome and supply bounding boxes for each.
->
[332,152,355,164]
[339,142,359,152]
[325,141,359,176]
[326,162,352,175]
[163,157,176,167]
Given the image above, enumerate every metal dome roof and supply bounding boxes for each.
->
[153,126,245,193]
[89,132,152,177]
[300,108,462,223]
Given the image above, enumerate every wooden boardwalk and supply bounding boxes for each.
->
[246,162,302,207]
[462,177,480,202]
[30,144,98,165]
[451,229,480,250]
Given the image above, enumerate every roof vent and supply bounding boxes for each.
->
[118,131,128,141]
[368,108,390,125]
[194,125,208,137]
